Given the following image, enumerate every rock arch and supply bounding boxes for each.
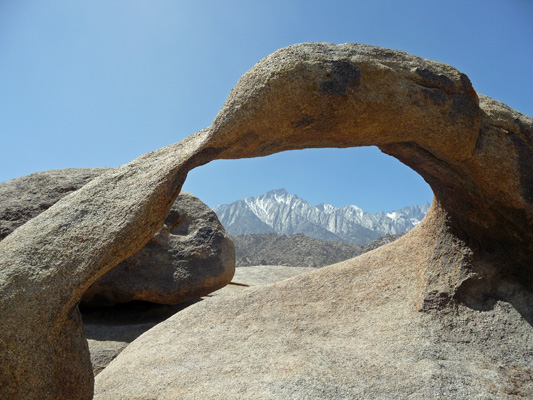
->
[0,43,531,399]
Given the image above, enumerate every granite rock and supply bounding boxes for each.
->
[82,191,235,306]
[95,210,533,399]
[1,43,532,399]
[0,132,213,399]
[0,168,106,240]
[85,265,313,376]
[0,169,234,307]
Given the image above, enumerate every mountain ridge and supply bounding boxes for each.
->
[232,232,403,268]
[214,189,430,244]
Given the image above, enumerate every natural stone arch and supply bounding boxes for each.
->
[0,43,531,399]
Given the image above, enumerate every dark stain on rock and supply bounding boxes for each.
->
[459,73,473,92]
[416,68,456,90]
[318,61,361,95]
[461,74,472,89]
[164,208,181,229]
[422,88,447,105]
[515,117,533,144]
[460,73,479,103]
[451,92,479,119]
[509,132,533,205]
[291,115,316,129]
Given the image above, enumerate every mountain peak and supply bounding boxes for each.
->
[265,188,288,196]
[316,203,337,213]
[215,189,430,245]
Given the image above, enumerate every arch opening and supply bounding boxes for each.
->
[184,146,433,214]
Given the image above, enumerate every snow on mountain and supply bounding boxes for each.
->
[214,189,430,245]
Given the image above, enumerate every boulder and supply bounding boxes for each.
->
[1,43,532,399]
[0,168,107,240]
[0,169,235,306]
[95,214,533,399]
[84,265,313,376]
[82,191,235,306]
[0,133,227,399]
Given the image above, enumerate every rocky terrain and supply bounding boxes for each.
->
[81,190,235,306]
[215,188,429,244]
[233,232,401,267]
[96,224,533,399]
[0,168,107,240]
[1,43,532,399]
[84,265,315,376]
[0,169,235,307]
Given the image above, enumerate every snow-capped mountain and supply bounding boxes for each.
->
[214,189,430,244]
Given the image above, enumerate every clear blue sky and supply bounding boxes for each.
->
[1,1,531,212]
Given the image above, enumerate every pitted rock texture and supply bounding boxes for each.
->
[0,168,107,240]
[0,169,235,307]
[82,191,235,306]
[1,43,532,399]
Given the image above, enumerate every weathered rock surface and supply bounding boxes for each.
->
[82,190,235,306]
[95,210,533,399]
[0,170,235,306]
[0,132,213,399]
[1,43,532,399]
[83,300,201,376]
[84,265,313,376]
[0,168,107,240]
[227,264,316,288]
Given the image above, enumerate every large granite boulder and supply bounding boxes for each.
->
[82,190,235,306]
[0,168,106,240]
[95,216,533,399]
[0,169,235,306]
[1,43,532,399]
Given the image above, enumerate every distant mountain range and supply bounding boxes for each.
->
[232,233,403,268]
[214,189,430,245]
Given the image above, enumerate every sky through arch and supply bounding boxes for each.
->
[184,146,433,213]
